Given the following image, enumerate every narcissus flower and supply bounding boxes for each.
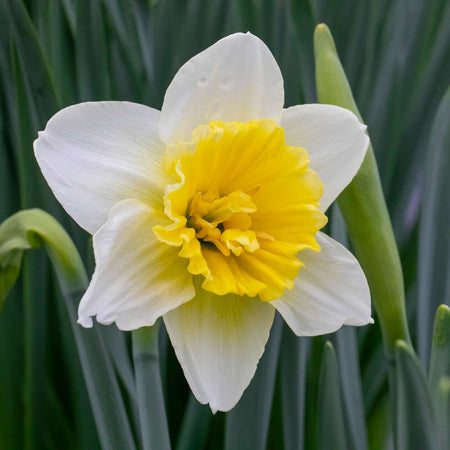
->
[35,33,372,412]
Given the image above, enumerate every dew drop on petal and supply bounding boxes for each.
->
[198,76,208,87]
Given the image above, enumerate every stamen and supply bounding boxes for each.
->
[187,190,258,256]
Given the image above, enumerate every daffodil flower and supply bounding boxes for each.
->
[35,33,373,412]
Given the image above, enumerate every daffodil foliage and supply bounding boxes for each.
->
[0,1,448,450]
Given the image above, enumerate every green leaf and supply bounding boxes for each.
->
[429,305,450,400]
[329,206,369,450]
[304,336,325,450]
[436,377,450,450]
[75,0,111,101]
[7,0,60,124]
[64,300,138,450]
[334,327,368,450]
[132,323,171,450]
[366,394,391,450]
[0,209,88,303]
[176,394,212,450]
[44,1,78,106]
[0,108,19,223]
[394,340,437,450]
[101,325,138,404]
[0,256,21,308]
[44,377,77,450]
[361,338,388,416]
[52,287,100,449]
[60,0,76,34]
[0,280,24,449]
[285,0,317,103]
[280,328,308,450]
[317,341,348,450]
[417,89,450,365]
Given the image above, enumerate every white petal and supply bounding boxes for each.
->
[281,104,369,211]
[271,232,372,336]
[78,199,195,331]
[159,32,284,144]
[34,102,168,234]
[163,289,274,412]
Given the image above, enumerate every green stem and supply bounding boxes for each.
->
[338,149,411,355]
[63,290,137,450]
[132,322,171,450]
[314,23,411,356]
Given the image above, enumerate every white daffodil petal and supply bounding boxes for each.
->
[281,104,369,211]
[34,102,168,234]
[159,32,284,144]
[271,232,372,336]
[78,199,195,330]
[163,289,274,412]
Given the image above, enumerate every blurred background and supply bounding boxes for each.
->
[0,0,449,449]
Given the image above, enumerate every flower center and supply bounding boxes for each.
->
[153,119,328,301]
[186,189,260,257]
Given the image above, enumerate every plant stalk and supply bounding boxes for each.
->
[132,322,171,450]
[314,23,411,357]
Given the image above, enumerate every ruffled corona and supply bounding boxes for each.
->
[153,119,328,301]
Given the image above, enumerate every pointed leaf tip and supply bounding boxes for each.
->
[324,340,335,353]
[314,23,337,56]
[432,305,450,348]
[394,340,437,450]
[429,305,450,411]
[318,340,349,450]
